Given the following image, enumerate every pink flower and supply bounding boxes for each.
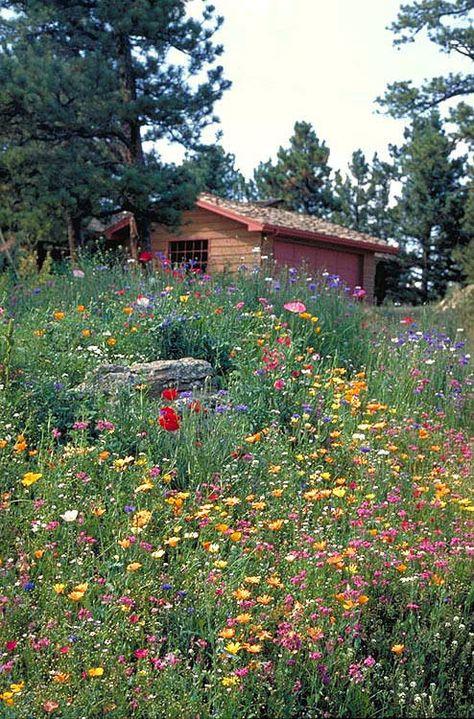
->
[352,286,366,299]
[72,269,85,278]
[274,379,285,390]
[283,301,306,314]
[133,648,149,659]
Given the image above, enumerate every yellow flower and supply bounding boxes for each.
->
[0,690,14,705]
[53,583,65,594]
[221,675,239,687]
[106,337,117,347]
[236,613,252,624]
[127,562,142,572]
[21,472,42,487]
[224,641,242,655]
[132,510,152,528]
[10,682,24,694]
[87,667,104,677]
[53,311,65,321]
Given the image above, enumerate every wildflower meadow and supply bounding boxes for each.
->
[0,259,472,719]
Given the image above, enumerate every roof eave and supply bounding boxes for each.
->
[196,197,263,232]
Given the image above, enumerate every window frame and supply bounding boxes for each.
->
[168,238,209,272]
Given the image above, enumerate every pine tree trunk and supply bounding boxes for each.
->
[66,215,81,264]
[116,32,151,250]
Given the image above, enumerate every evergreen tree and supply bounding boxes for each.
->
[332,150,372,232]
[252,121,335,217]
[183,144,247,200]
[378,0,474,144]
[394,112,469,302]
[331,150,397,237]
[0,1,229,252]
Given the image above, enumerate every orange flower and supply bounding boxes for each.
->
[391,644,405,655]
[218,627,235,639]
[52,672,70,683]
[53,311,65,321]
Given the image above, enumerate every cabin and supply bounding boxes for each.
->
[105,193,398,301]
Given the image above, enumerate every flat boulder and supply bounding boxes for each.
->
[74,357,213,397]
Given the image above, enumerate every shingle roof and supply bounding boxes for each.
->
[198,193,397,252]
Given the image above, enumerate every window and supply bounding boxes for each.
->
[169,240,208,271]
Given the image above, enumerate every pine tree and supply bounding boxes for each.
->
[183,144,247,200]
[252,121,335,217]
[378,0,474,143]
[0,1,229,253]
[394,112,469,302]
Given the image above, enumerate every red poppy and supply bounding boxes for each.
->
[138,251,153,263]
[161,388,178,401]
[400,316,414,325]
[159,407,180,432]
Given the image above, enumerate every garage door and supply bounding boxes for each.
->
[274,240,362,289]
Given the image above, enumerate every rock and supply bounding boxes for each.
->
[74,357,214,397]
[438,284,474,312]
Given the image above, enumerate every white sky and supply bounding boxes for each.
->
[161,0,472,178]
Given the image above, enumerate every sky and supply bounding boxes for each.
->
[161,0,472,178]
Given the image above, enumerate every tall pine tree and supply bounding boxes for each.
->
[394,112,468,302]
[252,121,335,217]
[0,1,229,253]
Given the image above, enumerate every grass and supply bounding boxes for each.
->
[0,258,472,718]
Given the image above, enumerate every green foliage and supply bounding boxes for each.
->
[183,144,248,200]
[252,121,336,217]
[332,150,397,239]
[0,0,230,250]
[393,112,470,302]
[0,260,472,718]
[378,0,474,146]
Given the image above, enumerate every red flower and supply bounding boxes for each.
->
[400,316,414,325]
[138,251,153,263]
[159,406,180,432]
[161,388,178,401]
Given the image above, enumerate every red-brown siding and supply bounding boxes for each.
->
[150,207,260,272]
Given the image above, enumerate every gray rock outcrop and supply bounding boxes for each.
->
[74,357,213,397]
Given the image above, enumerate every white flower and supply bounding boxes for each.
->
[61,509,79,522]
[136,296,150,307]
